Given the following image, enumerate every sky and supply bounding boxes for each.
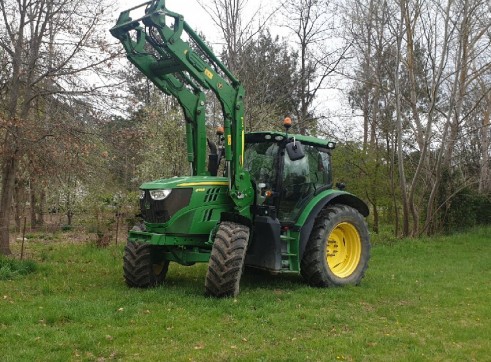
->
[116,0,270,45]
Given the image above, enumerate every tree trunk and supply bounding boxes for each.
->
[14,178,22,232]
[479,95,490,193]
[403,3,425,237]
[38,188,46,226]
[0,1,27,256]
[387,133,399,237]
[30,179,37,229]
[66,190,73,226]
[372,204,379,234]
[0,155,17,255]
[394,1,410,237]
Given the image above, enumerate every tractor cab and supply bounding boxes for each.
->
[244,132,335,223]
[241,131,341,273]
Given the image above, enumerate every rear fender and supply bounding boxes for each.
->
[295,190,369,259]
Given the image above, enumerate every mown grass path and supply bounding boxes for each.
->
[1,227,490,361]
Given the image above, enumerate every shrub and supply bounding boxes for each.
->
[0,257,37,280]
[444,189,491,231]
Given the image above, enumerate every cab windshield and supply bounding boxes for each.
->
[244,142,278,190]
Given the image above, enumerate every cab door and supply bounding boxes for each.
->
[277,145,332,222]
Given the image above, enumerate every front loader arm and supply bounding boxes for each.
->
[110,0,253,217]
[111,17,207,176]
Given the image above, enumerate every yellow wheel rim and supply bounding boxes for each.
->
[326,222,362,278]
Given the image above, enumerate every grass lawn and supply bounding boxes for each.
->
[1,227,490,361]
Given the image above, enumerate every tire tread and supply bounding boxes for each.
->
[205,221,250,298]
[300,204,371,287]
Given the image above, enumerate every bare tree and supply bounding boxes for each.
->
[346,0,402,233]
[0,0,119,255]
[478,82,490,194]
[282,0,350,134]
[345,0,490,236]
[392,0,411,236]
[198,0,297,131]
[198,0,276,73]
[422,0,491,234]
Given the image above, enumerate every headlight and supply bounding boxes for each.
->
[149,189,172,200]
[139,190,145,199]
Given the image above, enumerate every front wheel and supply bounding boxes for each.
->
[123,241,169,288]
[301,205,370,287]
[205,221,250,298]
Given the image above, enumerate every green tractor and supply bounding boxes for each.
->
[110,0,370,298]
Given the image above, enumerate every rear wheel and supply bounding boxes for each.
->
[301,205,370,287]
[205,221,250,298]
[123,241,169,288]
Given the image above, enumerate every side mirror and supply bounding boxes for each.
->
[285,140,305,161]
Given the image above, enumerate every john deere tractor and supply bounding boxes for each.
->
[110,0,370,298]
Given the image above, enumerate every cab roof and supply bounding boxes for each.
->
[245,131,336,149]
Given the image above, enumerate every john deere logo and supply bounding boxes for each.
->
[144,202,150,210]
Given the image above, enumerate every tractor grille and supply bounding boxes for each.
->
[204,187,221,203]
[140,188,192,223]
[202,208,214,222]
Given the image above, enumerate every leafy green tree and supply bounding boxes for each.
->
[332,142,396,233]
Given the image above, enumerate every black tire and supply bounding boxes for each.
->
[301,204,370,287]
[123,241,169,288]
[205,221,250,298]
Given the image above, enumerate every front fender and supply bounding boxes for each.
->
[295,190,369,259]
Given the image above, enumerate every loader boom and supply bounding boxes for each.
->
[110,0,253,217]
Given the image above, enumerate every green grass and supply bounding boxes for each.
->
[1,227,490,361]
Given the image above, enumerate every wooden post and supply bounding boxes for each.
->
[115,213,120,245]
[20,216,27,260]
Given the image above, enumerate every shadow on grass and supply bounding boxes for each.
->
[242,267,304,289]
[151,264,306,297]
